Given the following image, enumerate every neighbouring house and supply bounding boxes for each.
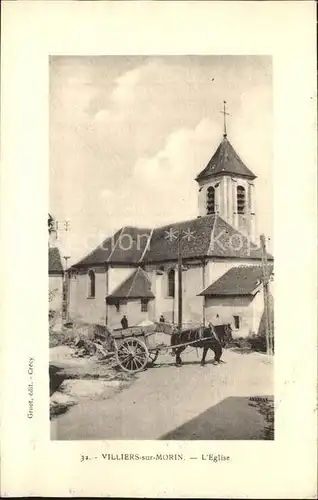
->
[199,265,274,338]
[49,246,64,320]
[68,123,274,331]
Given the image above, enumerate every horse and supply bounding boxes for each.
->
[170,323,232,367]
[213,324,233,348]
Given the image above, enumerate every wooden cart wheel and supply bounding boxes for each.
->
[148,350,159,365]
[115,337,149,373]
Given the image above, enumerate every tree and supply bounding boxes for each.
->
[48,213,55,234]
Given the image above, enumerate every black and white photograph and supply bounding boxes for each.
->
[49,55,274,441]
[1,0,316,498]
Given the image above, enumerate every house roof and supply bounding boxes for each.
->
[49,247,63,274]
[72,215,273,268]
[195,136,256,182]
[199,265,274,297]
[106,267,155,301]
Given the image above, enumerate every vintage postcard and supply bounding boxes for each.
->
[1,1,317,498]
[49,53,275,442]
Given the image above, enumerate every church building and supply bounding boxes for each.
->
[68,117,274,338]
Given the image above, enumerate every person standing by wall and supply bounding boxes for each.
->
[121,315,128,329]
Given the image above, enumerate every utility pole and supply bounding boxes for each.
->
[177,232,183,331]
[202,259,207,327]
[49,218,71,238]
[63,256,70,269]
[63,256,70,322]
[260,234,272,356]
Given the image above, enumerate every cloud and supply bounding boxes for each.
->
[110,66,143,105]
[86,58,261,178]
[93,61,159,121]
[133,119,217,185]
[91,119,219,232]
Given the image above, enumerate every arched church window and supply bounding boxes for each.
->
[167,269,175,298]
[237,186,246,214]
[206,186,215,215]
[88,270,95,298]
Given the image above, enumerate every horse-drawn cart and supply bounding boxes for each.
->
[110,321,231,373]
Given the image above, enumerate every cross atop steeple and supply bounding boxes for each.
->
[195,100,257,242]
[220,100,230,138]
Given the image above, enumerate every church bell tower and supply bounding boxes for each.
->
[195,101,257,242]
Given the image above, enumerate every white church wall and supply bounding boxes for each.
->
[68,259,270,329]
[144,260,267,326]
[69,265,139,325]
[144,264,175,322]
[156,272,175,323]
[107,301,128,329]
[107,299,151,330]
[68,276,78,320]
[226,175,234,226]
[144,269,171,323]
[145,262,205,324]
[146,270,157,321]
[206,258,259,287]
[69,265,154,327]
[69,267,107,325]
[182,266,204,324]
[108,266,137,294]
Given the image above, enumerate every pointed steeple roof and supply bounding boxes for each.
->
[195,136,256,182]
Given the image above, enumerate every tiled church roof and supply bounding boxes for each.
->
[195,136,256,181]
[144,214,271,262]
[148,215,271,263]
[74,226,152,267]
[144,215,215,263]
[72,214,272,268]
[106,267,155,301]
[199,265,274,296]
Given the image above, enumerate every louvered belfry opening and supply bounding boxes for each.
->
[237,185,246,214]
[206,186,215,215]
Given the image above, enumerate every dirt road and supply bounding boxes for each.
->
[51,348,273,440]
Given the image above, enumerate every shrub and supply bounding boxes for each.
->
[248,335,267,352]
[49,309,56,322]
[49,331,68,348]
[49,288,58,303]
[229,337,251,349]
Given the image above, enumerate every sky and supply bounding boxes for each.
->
[50,55,273,264]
